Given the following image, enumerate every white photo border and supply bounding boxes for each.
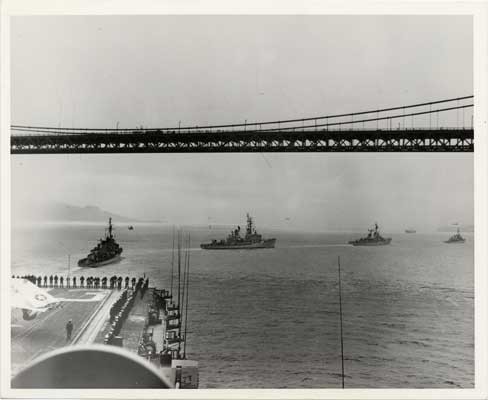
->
[1,1,487,399]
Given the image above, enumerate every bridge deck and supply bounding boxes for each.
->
[10,128,474,153]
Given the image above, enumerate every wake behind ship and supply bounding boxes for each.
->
[78,218,123,267]
[201,214,276,249]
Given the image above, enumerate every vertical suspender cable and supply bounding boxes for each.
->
[457,100,459,127]
[429,104,432,129]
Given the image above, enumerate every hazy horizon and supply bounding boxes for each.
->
[11,153,473,233]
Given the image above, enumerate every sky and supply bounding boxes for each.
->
[10,15,474,232]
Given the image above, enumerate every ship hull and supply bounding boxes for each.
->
[78,254,122,268]
[444,239,465,244]
[349,238,392,246]
[200,238,276,250]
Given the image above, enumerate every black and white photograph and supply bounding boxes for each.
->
[1,1,487,398]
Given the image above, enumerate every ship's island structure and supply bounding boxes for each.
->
[349,223,392,246]
[201,214,276,249]
[78,218,123,267]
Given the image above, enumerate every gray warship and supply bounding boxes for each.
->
[444,227,465,243]
[201,214,276,250]
[78,218,123,267]
[349,223,392,246]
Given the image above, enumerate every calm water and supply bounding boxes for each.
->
[11,223,474,388]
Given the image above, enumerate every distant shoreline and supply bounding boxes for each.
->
[10,221,474,236]
[12,220,164,227]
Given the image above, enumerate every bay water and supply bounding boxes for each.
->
[11,223,474,388]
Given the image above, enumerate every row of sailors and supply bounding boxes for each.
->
[105,278,148,345]
[105,289,137,345]
[13,274,147,290]
[110,289,130,322]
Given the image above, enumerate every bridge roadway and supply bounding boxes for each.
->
[10,128,474,153]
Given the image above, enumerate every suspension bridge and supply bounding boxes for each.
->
[10,96,474,153]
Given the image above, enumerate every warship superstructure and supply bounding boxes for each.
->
[78,218,123,267]
[349,223,392,246]
[444,227,465,243]
[200,214,276,249]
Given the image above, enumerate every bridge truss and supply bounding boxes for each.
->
[11,96,474,153]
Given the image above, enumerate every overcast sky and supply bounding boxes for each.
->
[10,15,473,232]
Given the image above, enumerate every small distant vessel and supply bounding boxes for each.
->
[200,213,276,250]
[405,229,416,234]
[78,218,123,267]
[349,223,392,246]
[128,225,134,230]
[444,227,465,243]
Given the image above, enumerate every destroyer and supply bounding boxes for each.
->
[201,214,276,249]
[78,218,123,267]
[349,223,392,246]
[444,227,465,243]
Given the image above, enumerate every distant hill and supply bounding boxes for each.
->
[38,203,147,223]
[437,224,474,233]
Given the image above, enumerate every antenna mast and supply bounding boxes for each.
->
[170,226,175,296]
[338,256,345,389]
[181,236,189,343]
[183,233,191,359]
[177,229,182,354]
